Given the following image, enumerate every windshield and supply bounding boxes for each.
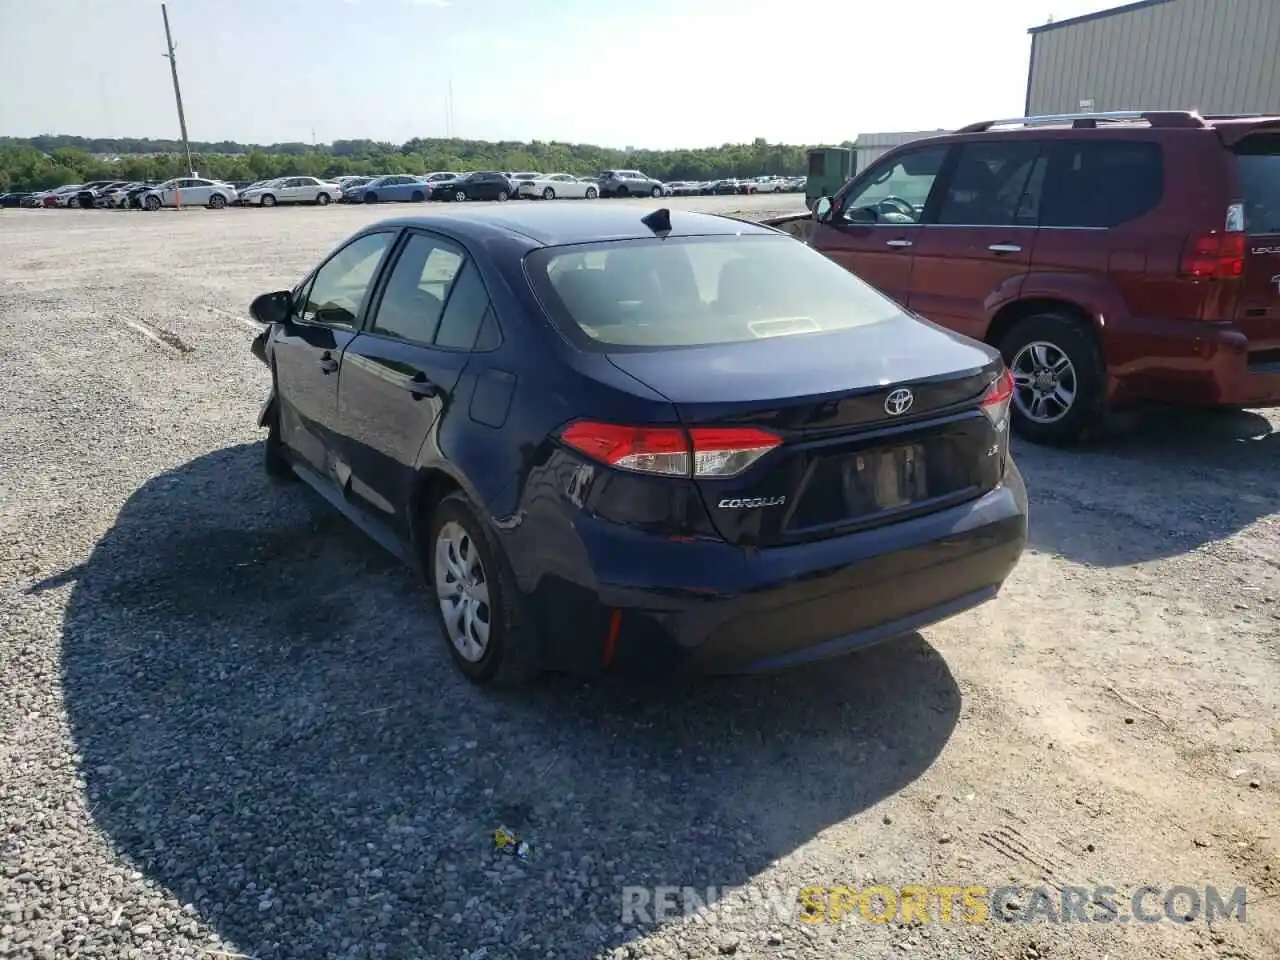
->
[526,234,902,351]
[1237,135,1280,234]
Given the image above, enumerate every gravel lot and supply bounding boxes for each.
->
[1,195,1278,960]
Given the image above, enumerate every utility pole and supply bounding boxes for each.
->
[161,4,194,176]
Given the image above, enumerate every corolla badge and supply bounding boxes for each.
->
[718,496,787,509]
[884,388,914,416]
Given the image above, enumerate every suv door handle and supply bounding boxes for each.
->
[885,239,913,249]
[404,372,440,399]
[988,244,1022,254]
[318,352,339,373]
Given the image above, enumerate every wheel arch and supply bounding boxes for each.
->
[986,297,1101,362]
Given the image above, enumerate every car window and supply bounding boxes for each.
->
[936,142,1043,226]
[840,146,948,224]
[434,262,492,350]
[370,233,466,344]
[1040,141,1163,228]
[1236,135,1280,234]
[529,234,901,350]
[298,232,396,329]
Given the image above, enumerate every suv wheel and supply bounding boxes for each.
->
[426,492,534,685]
[614,186,629,198]
[999,312,1105,445]
[650,185,662,198]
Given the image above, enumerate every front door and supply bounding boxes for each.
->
[907,140,1045,341]
[338,230,492,530]
[271,230,398,478]
[808,144,950,307]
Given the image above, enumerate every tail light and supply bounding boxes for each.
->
[560,421,782,479]
[980,368,1014,428]
[1179,231,1245,279]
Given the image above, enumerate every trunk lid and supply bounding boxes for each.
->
[1233,132,1280,359]
[607,319,1007,547]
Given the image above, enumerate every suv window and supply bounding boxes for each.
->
[1040,141,1163,228]
[936,142,1044,226]
[1236,134,1280,235]
[434,263,492,350]
[371,233,465,343]
[840,146,948,224]
[297,232,396,328]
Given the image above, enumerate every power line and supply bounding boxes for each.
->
[160,3,194,176]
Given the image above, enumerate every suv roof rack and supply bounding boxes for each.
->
[956,110,1208,133]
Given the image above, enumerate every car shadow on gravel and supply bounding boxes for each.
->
[1016,407,1279,566]
[61,443,960,960]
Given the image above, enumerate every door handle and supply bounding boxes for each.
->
[318,352,339,374]
[988,244,1022,254]
[885,239,913,248]
[404,372,440,398]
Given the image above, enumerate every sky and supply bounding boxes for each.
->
[0,0,1129,149]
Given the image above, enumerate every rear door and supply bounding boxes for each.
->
[908,140,1044,341]
[337,230,485,529]
[271,230,398,478]
[808,144,950,307]
[1234,133,1280,356]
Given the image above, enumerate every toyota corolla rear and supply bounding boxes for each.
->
[517,230,1028,678]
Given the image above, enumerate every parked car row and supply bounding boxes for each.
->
[2,171,807,212]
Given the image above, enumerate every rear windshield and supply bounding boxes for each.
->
[525,234,902,351]
[1237,135,1280,235]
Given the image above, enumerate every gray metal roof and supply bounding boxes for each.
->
[1027,0,1175,35]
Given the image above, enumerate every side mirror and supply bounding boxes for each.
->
[250,290,292,326]
[814,196,833,222]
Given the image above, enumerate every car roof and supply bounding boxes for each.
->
[371,203,778,246]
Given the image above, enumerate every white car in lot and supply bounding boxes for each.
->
[140,177,238,210]
[241,176,342,207]
[516,173,600,200]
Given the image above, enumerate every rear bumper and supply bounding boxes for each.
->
[1107,317,1280,408]
[519,464,1027,678]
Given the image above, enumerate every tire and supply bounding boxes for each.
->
[263,400,295,484]
[497,190,509,202]
[208,193,226,209]
[364,192,377,204]
[261,193,277,207]
[454,190,467,202]
[998,311,1105,446]
[650,185,662,198]
[143,195,161,211]
[614,186,629,198]
[316,193,330,206]
[410,190,424,202]
[542,187,555,201]
[585,186,597,199]
[425,492,534,685]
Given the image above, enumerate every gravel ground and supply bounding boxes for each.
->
[0,195,1278,960]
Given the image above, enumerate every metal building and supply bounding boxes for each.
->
[854,130,949,174]
[1025,0,1280,117]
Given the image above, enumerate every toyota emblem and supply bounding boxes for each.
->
[884,388,914,416]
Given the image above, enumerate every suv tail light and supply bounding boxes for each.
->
[560,421,782,478]
[980,368,1014,428]
[1179,231,1245,279]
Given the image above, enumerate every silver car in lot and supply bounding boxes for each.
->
[240,176,342,207]
[140,177,238,210]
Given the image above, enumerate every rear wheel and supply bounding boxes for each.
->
[998,312,1105,445]
[614,186,629,198]
[585,186,598,199]
[426,492,533,685]
[454,189,467,202]
[497,190,509,202]
[542,187,555,200]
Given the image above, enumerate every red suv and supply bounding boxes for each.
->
[787,111,1280,443]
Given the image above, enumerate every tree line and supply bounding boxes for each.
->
[0,134,829,193]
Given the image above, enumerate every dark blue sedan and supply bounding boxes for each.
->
[248,204,1027,684]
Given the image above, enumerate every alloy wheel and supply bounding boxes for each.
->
[1011,340,1077,424]
[434,521,491,663]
